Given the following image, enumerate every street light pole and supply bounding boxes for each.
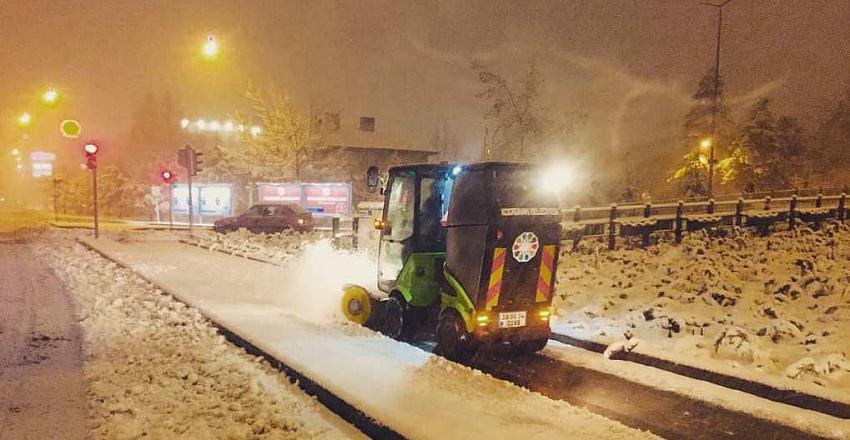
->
[704,0,732,198]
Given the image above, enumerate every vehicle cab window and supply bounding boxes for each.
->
[246,205,264,216]
[386,171,415,241]
[417,174,451,251]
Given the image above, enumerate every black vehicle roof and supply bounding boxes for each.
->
[388,161,537,174]
[387,163,456,173]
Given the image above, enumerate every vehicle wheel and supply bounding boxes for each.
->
[517,337,549,354]
[381,296,412,340]
[435,311,477,362]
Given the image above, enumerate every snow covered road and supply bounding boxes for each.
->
[473,347,825,439]
[0,243,88,440]
[79,234,659,440]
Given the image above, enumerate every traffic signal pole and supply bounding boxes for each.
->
[168,184,174,231]
[92,165,99,239]
[187,165,193,237]
[84,142,100,239]
[177,144,199,237]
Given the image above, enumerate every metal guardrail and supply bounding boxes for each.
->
[562,188,848,250]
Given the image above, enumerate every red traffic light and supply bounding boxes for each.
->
[83,142,99,155]
[160,170,175,182]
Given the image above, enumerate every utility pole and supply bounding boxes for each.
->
[703,0,733,197]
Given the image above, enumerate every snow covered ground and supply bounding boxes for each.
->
[36,235,361,439]
[552,222,850,405]
[78,233,660,440]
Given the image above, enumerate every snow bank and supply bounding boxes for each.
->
[554,222,850,403]
[189,229,327,266]
[36,236,356,439]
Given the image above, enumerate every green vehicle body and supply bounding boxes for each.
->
[393,252,477,332]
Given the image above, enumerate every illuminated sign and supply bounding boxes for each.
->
[30,151,56,161]
[32,162,53,178]
[30,151,56,178]
[257,183,351,215]
[169,183,233,217]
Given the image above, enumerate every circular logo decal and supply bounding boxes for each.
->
[512,231,539,263]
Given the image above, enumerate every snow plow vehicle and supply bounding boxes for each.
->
[341,162,562,361]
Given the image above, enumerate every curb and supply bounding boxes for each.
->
[550,332,850,419]
[76,238,404,440]
[177,239,283,267]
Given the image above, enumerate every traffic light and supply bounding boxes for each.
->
[83,142,99,170]
[160,170,175,183]
[193,151,203,175]
[178,147,189,168]
[177,145,203,176]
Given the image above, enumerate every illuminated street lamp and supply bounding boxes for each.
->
[11,148,20,156]
[202,34,219,60]
[17,112,32,128]
[700,138,712,151]
[41,86,59,106]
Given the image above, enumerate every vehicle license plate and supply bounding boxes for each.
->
[498,311,527,328]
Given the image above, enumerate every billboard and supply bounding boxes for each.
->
[170,183,233,217]
[30,151,56,178]
[257,182,351,215]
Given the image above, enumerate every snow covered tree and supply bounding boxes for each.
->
[669,70,732,196]
[56,166,147,217]
[728,98,810,191]
[214,85,347,183]
[814,85,850,182]
[473,61,545,161]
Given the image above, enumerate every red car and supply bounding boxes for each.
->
[213,202,313,233]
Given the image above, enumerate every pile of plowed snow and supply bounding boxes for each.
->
[190,229,327,265]
[554,221,850,396]
[37,238,353,439]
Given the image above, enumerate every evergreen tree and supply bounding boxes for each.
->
[729,98,810,191]
[670,70,731,196]
[814,86,850,181]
